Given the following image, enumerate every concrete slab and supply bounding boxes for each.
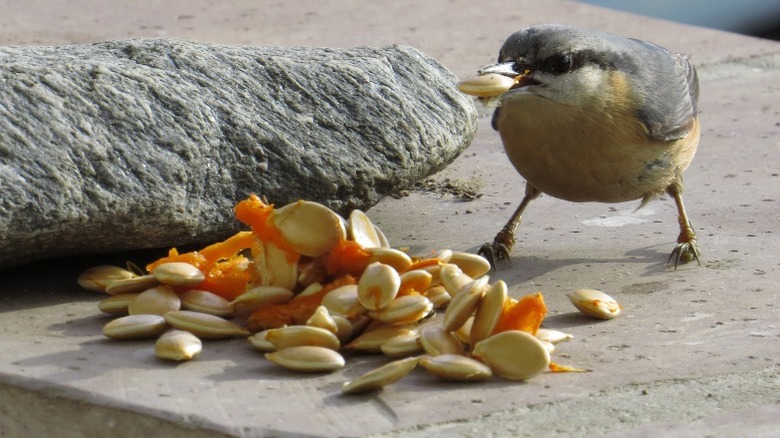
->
[1,1,779,437]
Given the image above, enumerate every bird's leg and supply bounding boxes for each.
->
[666,176,701,268]
[479,184,541,268]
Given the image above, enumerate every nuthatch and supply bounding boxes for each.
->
[459,24,701,268]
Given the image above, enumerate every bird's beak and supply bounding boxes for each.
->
[478,62,518,77]
[478,62,535,89]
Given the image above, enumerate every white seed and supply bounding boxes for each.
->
[472,330,551,381]
[345,324,417,353]
[179,290,234,317]
[253,239,298,291]
[423,285,451,309]
[128,286,181,316]
[540,340,556,355]
[104,274,160,295]
[321,284,365,318]
[369,295,433,325]
[431,249,453,263]
[448,252,491,279]
[271,200,346,257]
[348,209,382,248]
[470,280,507,344]
[380,332,424,358]
[97,293,139,315]
[358,262,401,311]
[442,276,488,332]
[341,356,420,395]
[399,270,433,293]
[164,310,249,339]
[102,314,169,340]
[418,263,443,286]
[457,73,516,98]
[453,316,474,345]
[374,224,391,248]
[248,330,276,352]
[297,262,328,288]
[152,262,205,287]
[265,326,341,351]
[567,289,621,320]
[535,329,574,344]
[155,330,202,361]
[420,325,465,356]
[306,305,339,335]
[365,247,413,272]
[419,354,493,381]
[78,265,136,293]
[265,346,345,373]
[230,285,294,316]
[332,314,354,343]
[293,282,324,301]
[439,264,473,297]
[331,315,353,344]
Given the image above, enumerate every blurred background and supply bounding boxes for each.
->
[578,0,780,40]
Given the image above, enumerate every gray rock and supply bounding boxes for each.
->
[0,39,477,268]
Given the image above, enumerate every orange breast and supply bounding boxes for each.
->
[495,95,699,203]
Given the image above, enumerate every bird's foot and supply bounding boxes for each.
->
[667,238,701,269]
[478,241,511,269]
[478,227,516,269]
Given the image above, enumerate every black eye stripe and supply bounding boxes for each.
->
[550,54,573,74]
[500,49,626,74]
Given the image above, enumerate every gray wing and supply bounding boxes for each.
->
[631,40,699,142]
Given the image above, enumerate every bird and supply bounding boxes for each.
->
[460,24,701,268]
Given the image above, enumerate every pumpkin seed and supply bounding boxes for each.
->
[103,314,168,340]
[265,346,345,373]
[155,330,202,361]
[341,356,420,394]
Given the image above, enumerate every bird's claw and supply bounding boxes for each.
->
[478,241,511,270]
[667,239,701,269]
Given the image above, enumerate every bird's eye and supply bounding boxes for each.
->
[550,54,573,74]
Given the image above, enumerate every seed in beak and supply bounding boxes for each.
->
[457,73,516,98]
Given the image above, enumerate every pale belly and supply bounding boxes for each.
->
[495,98,700,203]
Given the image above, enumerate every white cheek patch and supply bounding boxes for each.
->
[533,65,608,106]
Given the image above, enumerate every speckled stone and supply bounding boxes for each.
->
[0,39,477,267]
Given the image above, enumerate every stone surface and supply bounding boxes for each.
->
[0,39,477,268]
